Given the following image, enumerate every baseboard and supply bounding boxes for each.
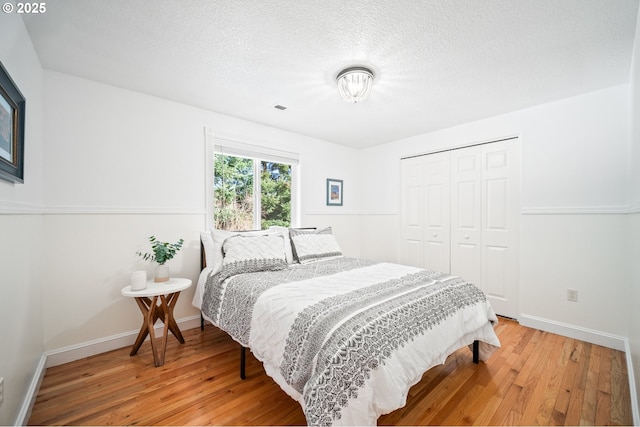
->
[45,314,201,368]
[15,354,47,426]
[519,314,626,351]
[624,338,640,426]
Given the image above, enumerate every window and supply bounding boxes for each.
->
[209,139,298,231]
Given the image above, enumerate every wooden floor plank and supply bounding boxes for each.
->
[595,390,612,427]
[580,344,601,425]
[550,338,581,426]
[533,334,569,425]
[28,317,633,426]
[611,349,632,425]
[510,331,558,425]
[564,341,591,426]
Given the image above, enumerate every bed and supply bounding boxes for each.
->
[192,226,500,426]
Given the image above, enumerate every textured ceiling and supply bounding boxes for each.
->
[22,0,639,148]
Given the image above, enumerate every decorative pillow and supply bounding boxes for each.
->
[221,234,288,276]
[207,229,276,275]
[200,231,216,268]
[289,227,343,264]
[268,225,294,264]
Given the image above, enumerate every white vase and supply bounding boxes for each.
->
[154,264,169,282]
[130,270,147,290]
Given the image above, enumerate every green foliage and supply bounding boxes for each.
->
[260,162,291,229]
[214,155,253,207]
[215,203,253,230]
[214,155,254,230]
[136,236,184,265]
[214,155,291,230]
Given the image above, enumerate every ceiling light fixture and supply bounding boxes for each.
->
[336,66,374,104]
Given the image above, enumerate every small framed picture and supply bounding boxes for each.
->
[0,61,26,183]
[326,178,343,206]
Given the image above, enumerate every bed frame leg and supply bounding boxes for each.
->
[200,314,249,378]
[473,340,479,364]
[240,346,246,379]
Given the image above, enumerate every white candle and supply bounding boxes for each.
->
[131,270,147,290]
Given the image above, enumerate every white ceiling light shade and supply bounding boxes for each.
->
[336,66,374,103]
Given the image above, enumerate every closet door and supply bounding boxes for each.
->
[400,139,519,318]
[450,140,519,318]
[481,140,519,318]
[450,146,483,286]
[422,151,451,273]
[400,153,451,271]
[399,156,425,268]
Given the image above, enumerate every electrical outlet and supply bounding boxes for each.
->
[567,289,578,302]
[0,377,4,408]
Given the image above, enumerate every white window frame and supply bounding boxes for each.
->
[205,130,300,230]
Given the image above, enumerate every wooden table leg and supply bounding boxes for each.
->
[165,292,185,343]
[158,294,170,366]
[146,296,161,367]
[131,297,160,356]
[129,291,185,367]
[152,292,184,343]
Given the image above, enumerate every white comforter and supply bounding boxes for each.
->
[198,257,500,426]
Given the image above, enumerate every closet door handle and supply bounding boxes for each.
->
[464,235,470,240]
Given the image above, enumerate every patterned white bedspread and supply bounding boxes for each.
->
[201,257,500,426]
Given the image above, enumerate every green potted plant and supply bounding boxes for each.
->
[136,236,184,282]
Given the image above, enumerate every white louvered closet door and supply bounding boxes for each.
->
[400,138,519,318]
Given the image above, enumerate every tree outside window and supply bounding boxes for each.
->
[214,154,292,230]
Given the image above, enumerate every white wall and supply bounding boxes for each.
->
[630,213,640,420]
[627,4,640,419]
[41,71,363,352]
[358,85,631,338]
[0,13,45,427]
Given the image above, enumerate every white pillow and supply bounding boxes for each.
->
[200,231,216,269]
[268,225,294,264]
[289,227,343,264]
[206,229,275,275]
[219,234,288,277]
[222,234,287,265]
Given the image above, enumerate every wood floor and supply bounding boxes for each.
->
[28,317,632,426]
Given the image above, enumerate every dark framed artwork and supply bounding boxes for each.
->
[326,178,343,206]
[0,61,25,183]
